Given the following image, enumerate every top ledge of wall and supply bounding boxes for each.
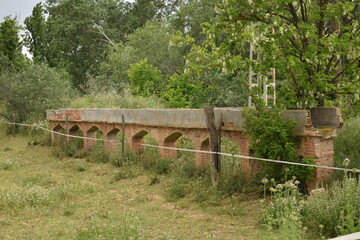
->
[46,107,342,136]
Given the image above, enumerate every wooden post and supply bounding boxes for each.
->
[65,116,69,154]
[119,115,125,167]
[204,106,221,186]
[12,114,16,137]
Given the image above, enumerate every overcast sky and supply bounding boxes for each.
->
[0,0,44,26]
[0,0,134,26]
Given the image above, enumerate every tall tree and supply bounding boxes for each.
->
[0,16,26,70]
[24,3,48,63]
[195,0,360,108]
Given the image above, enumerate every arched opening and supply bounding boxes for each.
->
[86,126,107,163]
[106,128,121,152]
[86,126,103,149]
[53,124,65,146]
[162,132,184,159]
[131,131,160,171]
[66,125,84,157]
[218,137,243,195]
[221,137,241,174]
[196,138,210,167]
[174,135,197,178]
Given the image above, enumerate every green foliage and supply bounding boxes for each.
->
[166,178,187,201]
[128,58,164,97]
[183,0,360,109]
[75,212,143,240]
[334,118,360,176]
[113,169,136,181]
[155,159,171,175]
[162,74,202,108]
[0,64,73,123]
[303,173,360,238]
[24,3,47,63]
[0,157,21,171]
[0,181,93,209]
[261,178,306,240]
[67,90,166,109]
[0,16,26,70]
[242,106,314,183]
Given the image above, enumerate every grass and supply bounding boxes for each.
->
[0,126,290,239]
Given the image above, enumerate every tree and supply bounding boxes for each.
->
[99,21,184,92]
[0,64,73,123]
[170,0,217,44]
[0,16,26,70]
[128,58,164,96]
[24,3,48,63]
[198,0,360,108]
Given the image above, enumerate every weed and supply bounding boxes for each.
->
[303,172,360,238]
[0,157,21,170]
[75,165,86,172]
[166,178,186,201]
[261,178,306,240]
[155,159,171,175]
[75,211,143,240]
[114,169,135,181]
[149,175,160,185]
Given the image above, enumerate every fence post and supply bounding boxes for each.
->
[204,106,221,186]
[119,115,125,167]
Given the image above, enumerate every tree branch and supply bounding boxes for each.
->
[332,55,360,82]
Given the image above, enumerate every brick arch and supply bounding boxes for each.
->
[130,130,156,153]
[105,128,122,152]
[161,131,189,159]
[67,125,84,149]
[84,126,103,149]
[53,124,65,146]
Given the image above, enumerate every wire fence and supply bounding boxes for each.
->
[1,120,358,173]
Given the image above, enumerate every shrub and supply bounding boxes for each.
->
[242,106,314,183]
[302,173,360,238]
[334,118,360,178]
[0,64,74,125]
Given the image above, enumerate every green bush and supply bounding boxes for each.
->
[334,118,360,177]
[303,173,360,238]
[242,106,314,183]
[0,64,74,125]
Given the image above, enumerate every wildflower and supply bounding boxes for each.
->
[284,167,290,172]
[276,184,283,189]
[343,158,350,167]
[125,197,128,201]
[294,180,300,185]
[269,201,274,206]
[269,187,277,193]
[300,200,305,204]
[140,229,144,232]
[261,177,269,184]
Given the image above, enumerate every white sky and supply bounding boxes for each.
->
[0,0,135,26]
[0,0,44,26]
[0,0,134,58]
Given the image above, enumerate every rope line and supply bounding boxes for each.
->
[1,121,358,173]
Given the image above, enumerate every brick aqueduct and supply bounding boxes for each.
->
[47,107,342,188]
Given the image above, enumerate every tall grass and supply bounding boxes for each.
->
[67,91,166,109]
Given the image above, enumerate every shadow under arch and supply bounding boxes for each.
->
[85,126,103,149]
[53,124,65,146]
